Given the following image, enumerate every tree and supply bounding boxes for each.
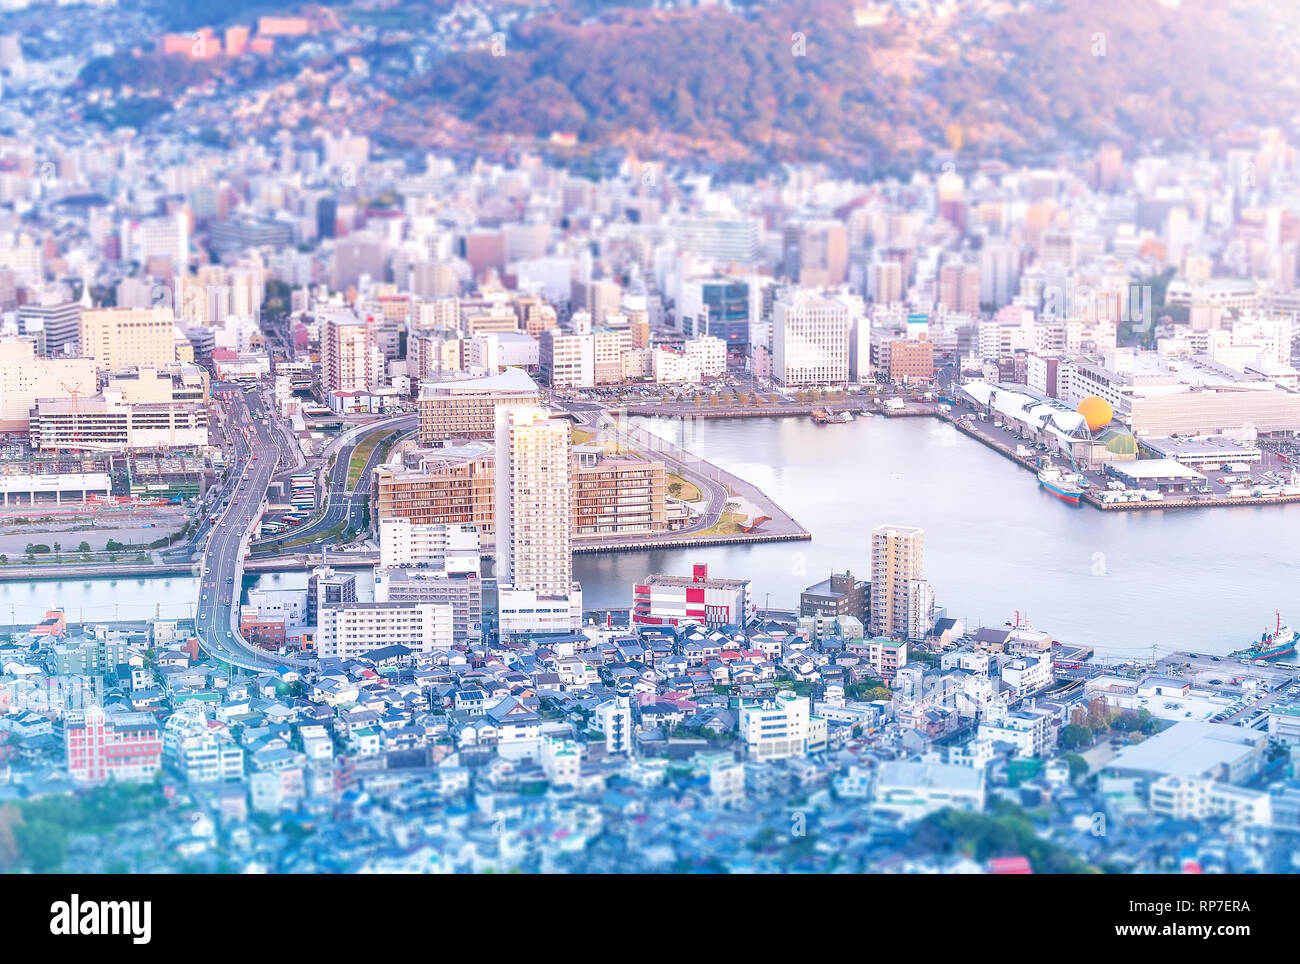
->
[15,819,65,872]
[1086,696,1112,731]
[78,541,91,554]
[1060,723,1093,750]
[1111,712,1141,733]
[1061,753,1089,781]
[52,542,61,559]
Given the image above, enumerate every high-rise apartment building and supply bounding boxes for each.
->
[871,259,905,306]
[322,311,383,394]
[592,329,629,386]
[627,308,651,349]
[494,405,572,597]
[305,565,356,628]
[938,263,981,314]
[870,524,925,639]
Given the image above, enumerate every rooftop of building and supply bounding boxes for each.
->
[1106,720,1262,780]
[417,367,538,399]
[383,440,495,473]
[644,573,751,590]
[1110,458,1204,481]
[876,759,984,791]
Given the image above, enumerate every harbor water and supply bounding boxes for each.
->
[4,415,1297,658]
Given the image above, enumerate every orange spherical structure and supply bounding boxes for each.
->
[1077,395,1113,432]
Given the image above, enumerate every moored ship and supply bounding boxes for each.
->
[1231,612,1296,661]
[1037,458,1083,505]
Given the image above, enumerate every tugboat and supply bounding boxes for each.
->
[1231,612,1297,661]
[1037,457,1083,506]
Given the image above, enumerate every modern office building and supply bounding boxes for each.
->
[377,519,481,569]
[416,367,539,443]
[373,441,496,533]
[79,307,177,372]
[882,338,936,383]
[672,216,761,265]
[679,276,751,368]
[18,299,82,356]
[772,288,856,386]
[571,446,668,536]
[540,329,594,389]
[632,564,754,629]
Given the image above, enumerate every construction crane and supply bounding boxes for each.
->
[31,351,91,453]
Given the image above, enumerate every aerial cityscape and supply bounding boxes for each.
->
[0,0,1298,888]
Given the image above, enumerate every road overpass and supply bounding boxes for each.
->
[194,385,313,673]
[251,414,416,554]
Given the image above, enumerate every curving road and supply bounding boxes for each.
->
[251,414,416,553]
[194,384,310,672]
